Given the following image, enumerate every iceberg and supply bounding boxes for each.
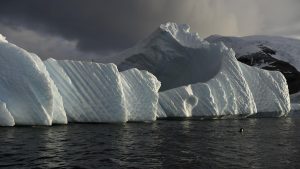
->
[0,35,67,126]
[116,22,291,118]
[206,35,300,95]
[121,69,161,121]
[0,101,15,126]
[44,59,161,123]
[158,46,258,118]
[44,59,126,122]
[0,22,292,126]
[0,33,160,126]
[240,64,290,117]
[118,23,222,91]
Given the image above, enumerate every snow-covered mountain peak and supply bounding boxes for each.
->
[159,22,208,48]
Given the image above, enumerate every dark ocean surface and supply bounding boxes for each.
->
[0,117,300,169]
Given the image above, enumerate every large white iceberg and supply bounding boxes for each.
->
[116,22,291,118]
[0,22,292,126]
[44,59,161,123]
[0,35,67,126]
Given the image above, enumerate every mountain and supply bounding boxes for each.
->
[205,35,300,94]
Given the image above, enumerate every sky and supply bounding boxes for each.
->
[0,0,300,61]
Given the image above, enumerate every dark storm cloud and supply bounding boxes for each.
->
[0,0,146,53]
[0,0,300,59]
[0,0,193,54]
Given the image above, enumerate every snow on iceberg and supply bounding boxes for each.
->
[44,59,161,123]
[116,22,291,118]
[0,35,67,126]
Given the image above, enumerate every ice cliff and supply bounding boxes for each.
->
[44,59,160,123]
[0,35,160,126]
[0,37,67,125]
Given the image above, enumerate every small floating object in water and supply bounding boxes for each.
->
[239,128,244,132]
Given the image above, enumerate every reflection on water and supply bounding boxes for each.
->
[0,118,300,168]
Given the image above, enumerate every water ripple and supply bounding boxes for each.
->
[0,118,300,168]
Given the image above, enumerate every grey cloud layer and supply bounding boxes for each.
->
[0,0,299,59]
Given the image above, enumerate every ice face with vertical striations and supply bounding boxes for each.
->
[116,22,290,118]
[0,101,15,126]
[240,64,290,117]
[159,45,258,118]
[121,68,161,121]
[0,33,160,125]
[44,59,161,123]
[44,59,127,122]
[0,34,67,126]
